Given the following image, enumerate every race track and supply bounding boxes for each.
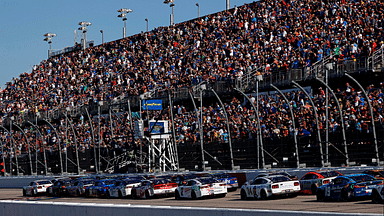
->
[1,189,383,215]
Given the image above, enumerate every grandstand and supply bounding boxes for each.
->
[1,0,384,176]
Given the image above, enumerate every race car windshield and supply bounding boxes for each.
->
[103,180,115,185]
[199,178,217,184]
[269,176,291,183]
[349,175,375,183]
[153,179,171,185]
[318,171,341,178]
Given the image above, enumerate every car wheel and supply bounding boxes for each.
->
[191,191,197,200]
[106,191,111,199]
[97,190,102,198]
[240,189,247,200]
[341,189,349,202]
[175,190,180,200]
[290,193,298,198]
[118,191,122,199]
[32,189,37,197]
[145,190,150,199]
[311,185,317,195]
[260,190,267,200]
[132,191,137,199]
[77,190,81,197]
[85,190,89,198]
[372,190,382,204]
[317,191,325,202]
[22,189,26,196]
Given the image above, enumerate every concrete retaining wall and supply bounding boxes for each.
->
[0,201,381,216]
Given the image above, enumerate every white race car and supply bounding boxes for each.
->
[371,184,384,204]
[175,177,227,199]
[240,175,300,200]
[131,178,177,199]
[22,180,52,196]
[106,178,141,198]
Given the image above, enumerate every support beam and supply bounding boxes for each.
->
[211,89,234,170]
[345,73,379,165]
[12,123,33,175]
[27,121,48,175]
[42,119,63,175]
[270,84,300,168]
[292,81,325,167]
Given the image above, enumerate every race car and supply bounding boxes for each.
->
[106,178,142,198]
[85,179,116,198]
[371,183,384,204]
[203,173,238,192]
[66,179,96,197]
[299,170,342,195]
[363,170,384,180]
[256,171,298,180]
[240,175,300,200]
[22,180,52,196]
[172,174,199,186]
[175,177,227,199]
[316,174,384,202]
[131,178,177,199]
[47,178,75,197]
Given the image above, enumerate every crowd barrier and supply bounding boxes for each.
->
[0,201,381,216]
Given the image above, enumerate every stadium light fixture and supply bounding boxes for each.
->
[100,30,104,44]
[118,8,133,38]
[145,18,148,32]
[196,3,199,18]
[78,21,92,50]
[43,32,56,58]
[163,0,175,25]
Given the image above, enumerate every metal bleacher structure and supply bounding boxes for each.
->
[1,33,384,176]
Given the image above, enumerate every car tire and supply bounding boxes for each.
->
[118,191,122,199]
[145,190,150,199]
[311,185,317,195]
[191,191,197,200]
[372,190,382,204]
[77,190,81,197]
[240,189,247,200]
[32,189,37,197]
[97,190,102,198]
[106,191,111,199]
[85,190,89,198]
[23,189,26,196]
[317,191,325,202]
[132,191,137,199]
[175,190,180,200]
[260,190,267,200]
[341,189,349,202]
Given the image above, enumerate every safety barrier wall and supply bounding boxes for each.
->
[0,166,381,189]
[0,201,381,216]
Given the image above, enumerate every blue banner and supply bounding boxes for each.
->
[143,100,162,110]
[149,122,165,134]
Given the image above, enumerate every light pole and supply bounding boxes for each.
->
[145,18,148,32]
[163,0,175,25]
[78,21,92,50]
[43,33,56,58]
[226,0,230,10]
[118,8,133,38]
[100,30,104,44]
[196,3,199,18]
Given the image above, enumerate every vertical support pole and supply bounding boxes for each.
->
[109,109,116,159]
[85,109,98,173]
[64,113,81,174]
[98,104,101,173]
[270,84,300,168]
[345,73,379,165]
[256,80,265,169]
[169,93,179,171]
[292,81,324,167]
[325,70,329,164]
[12,123,33,175]
[42,119,63,175]
[315,78,349,166]
[65,115,68,173]
[188,91,205,171]
[211,89,234,170]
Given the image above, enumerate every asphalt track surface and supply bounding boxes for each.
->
[1,189,383,215]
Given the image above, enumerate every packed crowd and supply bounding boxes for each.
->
[1,0,384,120]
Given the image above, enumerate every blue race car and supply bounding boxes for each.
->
[316,174,383,201]
[85,179,116,198]
[203,173,238,191]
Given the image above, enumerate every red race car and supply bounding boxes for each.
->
[299,170,342,195]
